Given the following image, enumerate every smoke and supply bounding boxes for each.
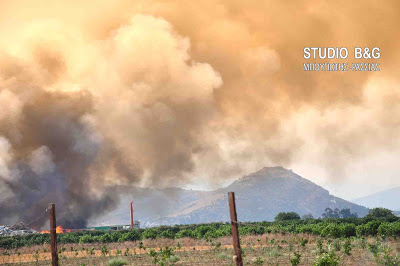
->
[0,13,223,227]
[0,0,400,226]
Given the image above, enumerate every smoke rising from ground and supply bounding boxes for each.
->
[0,1,400,226]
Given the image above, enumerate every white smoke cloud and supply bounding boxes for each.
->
[28,146,55,175]
[0,136,12,181]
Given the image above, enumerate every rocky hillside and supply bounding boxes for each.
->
[92,167,368,227]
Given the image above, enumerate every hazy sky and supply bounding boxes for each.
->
[0,0,400,225]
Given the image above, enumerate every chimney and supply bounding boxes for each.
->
[130,202,134,229]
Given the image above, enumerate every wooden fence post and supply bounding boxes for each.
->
[228,192,243,266]
[49,203,59,266]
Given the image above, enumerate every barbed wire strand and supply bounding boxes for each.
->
[24,209,48,227]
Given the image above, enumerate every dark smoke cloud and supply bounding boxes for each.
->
[0,84,112,227]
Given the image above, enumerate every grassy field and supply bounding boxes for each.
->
[1,210,399,265]
[1,233,399,265]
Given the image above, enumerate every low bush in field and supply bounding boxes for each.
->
[313,252,339,266]
[377,222,400,237]
[107,258,128,266]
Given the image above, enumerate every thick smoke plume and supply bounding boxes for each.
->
[0,0,400,227]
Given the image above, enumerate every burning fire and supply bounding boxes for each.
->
[40,226,71,234]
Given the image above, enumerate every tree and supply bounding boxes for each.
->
[339,208,358,218]
[322,208,341,219]
[302,213,314,220]
[275,212,301,221]
[322,208,358,219]
[333,208,340,218]
[322,208,333,219]
[365,208,397,221]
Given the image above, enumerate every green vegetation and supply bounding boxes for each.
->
[322,208,358,219]
[107,258,128,266]
[313,251,339,266]
[290,252,301,265]
[275,212,301,221]
[343,238,352,255]
[149,246,179,265]
[300,238,308,247]
[217,252,230,260]
[101,245,109,256]
[302,213,314,220]
[365,207,398,221]
[253,256,264,265]
[1,208,399,250]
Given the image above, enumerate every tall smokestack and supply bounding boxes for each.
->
[130,202,134,229]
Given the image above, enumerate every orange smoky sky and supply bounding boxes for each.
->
[0,0,399,225]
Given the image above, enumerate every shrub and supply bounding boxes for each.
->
[314,249,339,266]
[368,241,400,265]
[101,245,109,256]
[100,233,113,243]
[175,229,194,239]
[275,212,301,221]
[142,228,159,239]
[123,248,129,256]
[366,208,398,222]
[360,237,367,249]
[79,235,94,243]
[316,237,324,254]
[119,230,142,242]
[195,225,216,239]
[290,252,301,265]
[107,258,128,266]
[341,224,356,237]
[333,240,341,251]
[343,239,352,255]
[321,224,341,238]
[217,252,230,260]
[56,233,78,244]
[253,257,264,265]
[160,229,174,239]
[368,242,380,258]
[300,238,308,247]
[356,220,382,236]
[378,222,400,237]
[302,213,314,220]
[168,255,180,263]
[267,248,281,258]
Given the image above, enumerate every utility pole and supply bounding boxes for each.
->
[130,202,134,229]
[228,192,243,266]
[49,203,59,266]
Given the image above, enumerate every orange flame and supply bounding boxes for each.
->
[40,226,71,234]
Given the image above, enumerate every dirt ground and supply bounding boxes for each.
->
[1,233,399,265]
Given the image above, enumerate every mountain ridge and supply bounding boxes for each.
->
[354,187,400,211]
[92,166,368,227]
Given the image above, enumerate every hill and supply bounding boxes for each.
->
[354,187,400,211]
[92,167,368,227]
